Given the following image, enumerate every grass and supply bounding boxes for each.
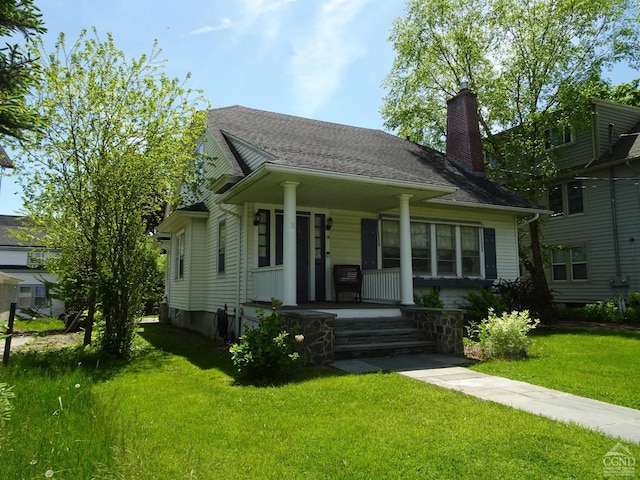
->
[0,323,634,479]
[470,326,640,409]
[12,316,65,333]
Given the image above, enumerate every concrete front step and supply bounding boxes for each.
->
[334,316,435,359]
[334,340,436,359]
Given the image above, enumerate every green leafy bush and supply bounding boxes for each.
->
[0,383,16,422]
[459,286,505,326]
[230,300,300,381]
[414,287,445,308]
[471,309,540,360]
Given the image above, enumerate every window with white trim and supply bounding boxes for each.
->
[218,219,226,274]
[28,250,46,266]
[544,125,572,150]
[552,246,588,281]
[548,180,584,217]
[175,231,185,279]
[380,220,481,277]
[17,285,47,309]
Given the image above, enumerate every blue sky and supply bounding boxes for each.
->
[0,0,636,214]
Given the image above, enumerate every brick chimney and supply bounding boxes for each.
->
[446,83,485,174]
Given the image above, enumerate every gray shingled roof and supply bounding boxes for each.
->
[0,215,26,247]
[207,106,541,211]
[589,121,640,169]
[0,145,12,168]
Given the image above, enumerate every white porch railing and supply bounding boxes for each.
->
[252,266,284,302]
[362,268,401,302]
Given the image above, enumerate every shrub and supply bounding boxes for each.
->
[471,309,540,360]
[494,278,552,321]
[459,286,505,326]
[582,299,624,323]
[414,287,445,308]
[0,383,15,423]
[230,299,301,381]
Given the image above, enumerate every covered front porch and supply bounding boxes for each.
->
[216,162,457,308]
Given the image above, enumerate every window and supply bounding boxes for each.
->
[411,222,430,273]
[548,184,563,217]
[381,220,482,277]
[28,250,46,266]
[552,246,588,281]
[18,286,32,308]
[461,226,480,276]
[175,232,185,279]
[436,224,456,275]
[34,286,46,307]
[16,285,47,309]
[218,220,226,274]
[544,125,572,150]
[382,220,400,268]
[548,180,584,217]
[256,210,270,267]
[566,180,584,215]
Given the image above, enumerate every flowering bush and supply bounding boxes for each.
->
[471,309,540,359]
[230,299,300,381]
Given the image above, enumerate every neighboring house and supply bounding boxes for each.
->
[541,99,640,305]
[0,271,20,322]
[0,215,64,318]
[158,86,545,341]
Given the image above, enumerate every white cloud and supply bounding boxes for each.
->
[290,0,367,116]
[189,17,233,35]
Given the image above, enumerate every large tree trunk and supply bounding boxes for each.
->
[528,219,553,320]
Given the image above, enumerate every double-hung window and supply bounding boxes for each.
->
[381,220,400,268]
[436,224,456,275]
[175,232,185,279]
[218,220,226,274]
[548,180,584,217]
[552,246,588,281]
[256,210,270,267]
[380,220,481,277]
[544,125,572,150]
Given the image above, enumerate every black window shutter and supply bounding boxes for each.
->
[483,228,497,280]
[361,219,378,270]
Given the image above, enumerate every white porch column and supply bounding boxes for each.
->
[398,194,415,305]
[281,181,299,306]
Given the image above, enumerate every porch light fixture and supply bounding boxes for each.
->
[326,217,334,231]
[253,211,262,226]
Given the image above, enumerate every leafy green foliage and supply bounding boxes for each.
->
[470,309,540,359]
[414,287,445,308]
[383,0,639,313]
[230,300,301,382]
[10,29,208,356]
[0,383,15,422]
[0,0,46,139]
[555,293,640,323]
[459,286,505,325]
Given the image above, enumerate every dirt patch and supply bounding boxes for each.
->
[14,331,84,352]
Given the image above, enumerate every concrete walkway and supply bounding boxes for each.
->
[331,354,640,445]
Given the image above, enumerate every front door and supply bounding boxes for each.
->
[296,215,310,303]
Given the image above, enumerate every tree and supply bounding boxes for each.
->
[382,0,639,318]
[10,29,207,356]
[0,0,46,139]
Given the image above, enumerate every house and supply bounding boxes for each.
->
[541,99,640,305]
[158,85,545,359]
[0,215,64,318]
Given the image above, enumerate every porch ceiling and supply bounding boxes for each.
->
[217,165,456,213]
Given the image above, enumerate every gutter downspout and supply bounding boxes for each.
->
[219,203,243,339]
[518,213,539,228]
[610,168,622,280]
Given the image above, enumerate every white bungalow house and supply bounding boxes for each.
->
[0,215,65,318]
[158,87,546,361]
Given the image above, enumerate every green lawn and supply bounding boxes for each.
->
[0,323,634,479]
[12,315,65,333]
[470,327,640,410]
